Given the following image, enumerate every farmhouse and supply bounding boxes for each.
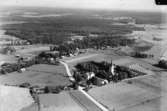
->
[92,77,108,86]
[85,72,95,80]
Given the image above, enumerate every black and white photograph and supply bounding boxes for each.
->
[0,0,167,111]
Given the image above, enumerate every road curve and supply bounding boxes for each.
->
[60,61,109,111]
[59,61,75,82]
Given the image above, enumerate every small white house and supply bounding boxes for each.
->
[85,72,95,80]
[20,68,26,72]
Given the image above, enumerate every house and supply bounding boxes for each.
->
[19,68,26,73]
[85,72,95,80]
[69,53,74,57]
[31,86,45,94]
[92,77,108,86]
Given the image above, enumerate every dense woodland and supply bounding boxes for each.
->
[3,14,145,45]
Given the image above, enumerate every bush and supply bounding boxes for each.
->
[19,82,31,88]
[158,60,167,69]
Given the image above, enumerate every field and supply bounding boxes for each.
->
[88,71,167,111]
[39,92,84,111]
[21,92,85,111]
[69,90,101,111]
[0,85,34,111]
[66,48,124,65]
[0,6,165,111]
[0,53,17,64]
[65,47,160,73]
[62,46,165,111]
[0,64,71,86]
[15,45,50,55]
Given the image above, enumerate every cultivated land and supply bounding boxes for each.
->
[69,90,102,111]
[66,48,123,66]
[0,7,166,111]
[62,45,166,111]
[88,71,167,111]
[15,45,50,55]
[0,53,17,63]
[66,47,160,74]
[21,92,85,111]
[0,85,34,111]
[0,64,71,86]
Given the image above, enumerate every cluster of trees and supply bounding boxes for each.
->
[0,58,39,74]
[157,60,167,69]
[19,82,67,95]
[74,61,145,83]
[131,52,154,58]
[43,85,65,94]
[53,36,135,56]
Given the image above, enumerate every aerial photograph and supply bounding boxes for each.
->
[0,0,167,111]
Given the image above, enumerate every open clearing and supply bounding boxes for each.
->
[88,71,167,111]
[0,64,71,86]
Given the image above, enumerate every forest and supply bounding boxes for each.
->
[3,15,144,45]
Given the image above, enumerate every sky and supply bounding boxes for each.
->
[0,0,164,12]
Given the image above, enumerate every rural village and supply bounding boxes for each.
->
[0,5,167,111]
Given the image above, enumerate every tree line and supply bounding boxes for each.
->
[54,36,135,56]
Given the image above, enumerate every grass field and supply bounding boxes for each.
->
[0,64,71,86]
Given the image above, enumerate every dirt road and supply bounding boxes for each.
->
[60,61,109,111]
[65,54,99,63]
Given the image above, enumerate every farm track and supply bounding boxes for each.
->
[65,54,99,63]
